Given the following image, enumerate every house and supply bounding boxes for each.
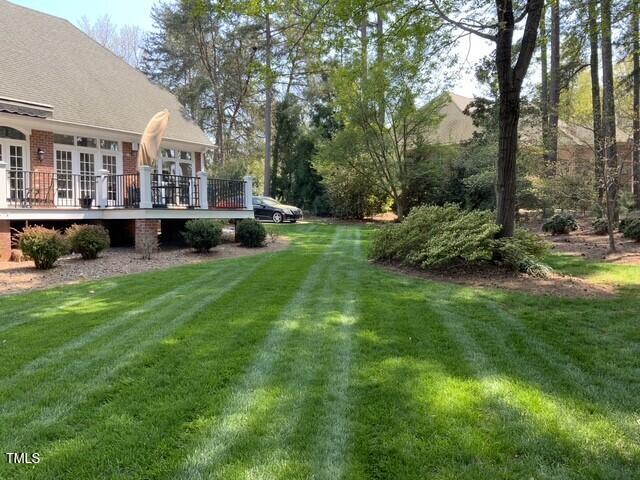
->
[0,0,254,260]
[431,93,634,179]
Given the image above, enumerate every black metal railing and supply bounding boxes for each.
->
[6,171,96,208]
[207,178,245,209]
[151,174,199,208]
[109,173,140,208]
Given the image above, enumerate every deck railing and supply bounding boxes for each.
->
[0,164,252,212]
[207,178,245,209]
[151,174,199,209]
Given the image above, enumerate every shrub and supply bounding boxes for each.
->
[368,204,501,268]
[592,217,610,235]
[17,226,68,269]
[182,219,222,253]
[237,219,266,248]
[65,224,110,260]
[622,219,640,241]
[494,229,552,277]
[542,213,578,235]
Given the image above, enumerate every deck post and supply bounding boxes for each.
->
[243,175,253,210]
[0,162,7,209]
[139,165,152,209]
[97,168,108,209]
[197,171,208,209]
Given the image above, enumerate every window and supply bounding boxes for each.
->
[0,126,26,140]
[161,148,175,158]
[100,139,119,151]
[80,152,95,198]
[180,151,192,161]
[9,145,24,201]
[56,150,73,199]
[180,162,193,177]
[102,154,117,200]
[53,134,74,145]
[76,137,97,148]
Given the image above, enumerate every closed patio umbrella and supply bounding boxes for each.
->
[137,110,170,167]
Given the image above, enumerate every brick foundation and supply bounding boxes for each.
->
[0,220,11,261]
[135,219,160,252]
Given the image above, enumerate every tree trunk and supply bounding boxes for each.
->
[548,0,560,165]
[263,11,273,197]
[540,5,550,162]
[496,89,521,238]
[601,0,618,221]
[633,0,640,208]
[376,11,385,124]
[588,0,605,202]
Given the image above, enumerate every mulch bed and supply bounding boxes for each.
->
[376,261,616,299]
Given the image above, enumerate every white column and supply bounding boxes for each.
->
[243,175,254,210]
[0,162,7,209]
[139,165,152,209]
[97,168,109,209]
[197,171,208,209]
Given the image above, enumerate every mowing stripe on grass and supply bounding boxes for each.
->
[2,256,272,446]
[1,261,239,387]
[176,228,347,479]
[311,228,362,480]
[429,288,640,464]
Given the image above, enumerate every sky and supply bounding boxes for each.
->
[11,0,491,99]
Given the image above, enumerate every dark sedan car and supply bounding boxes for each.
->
[252,196,303,223]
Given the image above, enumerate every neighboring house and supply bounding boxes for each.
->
[430,93,634,185]
[0,0,253,260]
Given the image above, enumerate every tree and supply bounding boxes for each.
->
[632,0,640,208]
[548,0,561,165]
[430,0,545,237]
[79,15,144,68]
[587,0,605,202]
[540,4,549,161]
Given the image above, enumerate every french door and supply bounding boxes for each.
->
[1,143,26,203]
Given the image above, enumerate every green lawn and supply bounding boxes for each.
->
[1,224,639,479]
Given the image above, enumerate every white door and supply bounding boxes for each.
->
[5,144,25,203]
[55,149,74,206]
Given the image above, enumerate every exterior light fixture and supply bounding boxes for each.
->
[37,147,45,162]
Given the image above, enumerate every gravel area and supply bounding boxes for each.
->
[0,237,289,296]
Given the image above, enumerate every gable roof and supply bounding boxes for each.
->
[0,0,212,147]
[432,93,629,147]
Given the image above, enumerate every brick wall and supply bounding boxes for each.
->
[135,219,160,252]
[30,130,55,206]
[30,130,54,173]
[195,152,202,172]
[0,220,11,261]
[123,142,137,175]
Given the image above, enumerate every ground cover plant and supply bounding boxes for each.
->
[369,204,550,275]
[1,224,639,479]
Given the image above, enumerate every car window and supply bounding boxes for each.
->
[252,198,261,205]
[262,198,279,206]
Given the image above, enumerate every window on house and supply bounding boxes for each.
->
[80,152,95,197]
[103,154,117,200]
[53,134,74,145]
[77,137,97,148]
[100,140,119,151]
[180,151,192,161]
[161,148,175,158]
[56,150,73,199]
[0,126,26,140]
[9,145,24,201]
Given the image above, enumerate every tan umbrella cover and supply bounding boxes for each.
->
[137,109,170,167]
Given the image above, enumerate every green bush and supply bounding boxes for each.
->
[368,204,501,268]
[237,219,266,248]
[542,213,578,235]
[65,224,110,260]
[494,229,552,277]
[592,217,610,235]
[182,219,222,253]
[17,226,68,269]
[622,219,640,241]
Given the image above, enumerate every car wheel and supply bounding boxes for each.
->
[272,212,283,223]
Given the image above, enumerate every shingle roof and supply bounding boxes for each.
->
[0,0,212,147]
